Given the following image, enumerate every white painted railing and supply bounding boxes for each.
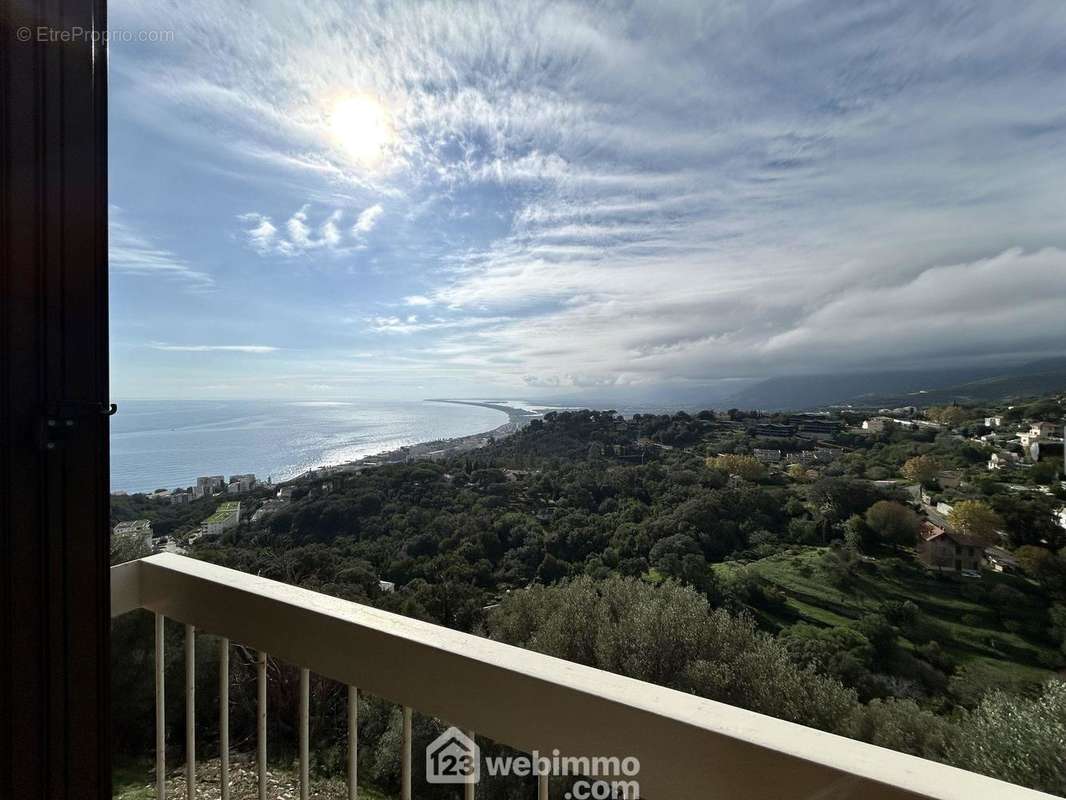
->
[111,553,1053,800]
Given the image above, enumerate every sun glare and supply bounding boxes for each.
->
[329,95,393,166]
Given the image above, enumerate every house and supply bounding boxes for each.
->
[378,580,396,593]
[861,417,893,433]
[988,451,1019,471]
[1029,422,1060,439]
[917,522,985,572]
[984,416,1003,428]
[753,448,782,463]
[201,501,241,538]
[985,546,1020,574]
[277,486,295,503]
[935,502,954,517]
[1057,507,1066,532]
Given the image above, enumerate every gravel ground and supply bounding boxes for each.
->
[121,755,389,800]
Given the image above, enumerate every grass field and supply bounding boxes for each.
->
[714,546,1060,693]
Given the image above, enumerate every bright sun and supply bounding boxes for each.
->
[329,95,393,165]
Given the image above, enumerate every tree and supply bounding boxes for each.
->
[948,500,1003,543]
[485,575,858,734]
[927,405,967,427]
[1030,459,1063,485]
[110,530,152,566]
[900,455,940,485]
[947,681,1066,795]
[865,501,920,548]
[708,454,765,482]
[648,534,716,595]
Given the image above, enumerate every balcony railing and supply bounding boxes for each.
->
[111,553,1052,800]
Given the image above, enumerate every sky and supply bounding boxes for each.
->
[109,0,1066,402]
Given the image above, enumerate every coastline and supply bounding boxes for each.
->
[111,400,541,495]
[285,400,541,483]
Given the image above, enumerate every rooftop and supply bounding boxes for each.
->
[205,501,241,524]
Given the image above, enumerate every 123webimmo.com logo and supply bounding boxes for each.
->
[426,727,641,798]
[426,727,480,785]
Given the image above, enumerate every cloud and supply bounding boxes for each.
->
[368,314,509,335]
[150,343,280,353]
[110,209,214,289]
[239,206,359,256]
[238,213,278,253]
[112,1,1066,393]
[352,203,384,235]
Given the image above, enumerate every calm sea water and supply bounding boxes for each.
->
[110,399,509,493]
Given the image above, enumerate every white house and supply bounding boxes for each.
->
[984,416,1004,428]
[862,417,893,433]
[988,452,1019,471]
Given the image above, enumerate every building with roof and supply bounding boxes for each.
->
[984,546,1020,574]
[229,473,257,492]
[201,501,241,538]
[916,522,985,573]
[194,475,225,498]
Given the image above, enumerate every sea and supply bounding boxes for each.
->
[110,399,511,494]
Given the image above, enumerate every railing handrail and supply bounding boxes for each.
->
[111,553,1054,800]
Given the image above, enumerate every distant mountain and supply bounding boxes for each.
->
[727,358,1066,411]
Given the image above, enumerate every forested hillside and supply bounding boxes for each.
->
[113,405,1066,797]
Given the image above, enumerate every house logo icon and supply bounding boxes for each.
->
[426,726,480,785]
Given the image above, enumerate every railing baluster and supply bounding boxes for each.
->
[155,614,166,800]
[299,667,310,800]
[347,686,358,800]
[466,730,476,800]
[257,651,268,800]
[220,638,229,800]
[185,624,196,799]
[401,706,412,800]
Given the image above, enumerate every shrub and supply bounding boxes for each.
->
[947,681,1066,795]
